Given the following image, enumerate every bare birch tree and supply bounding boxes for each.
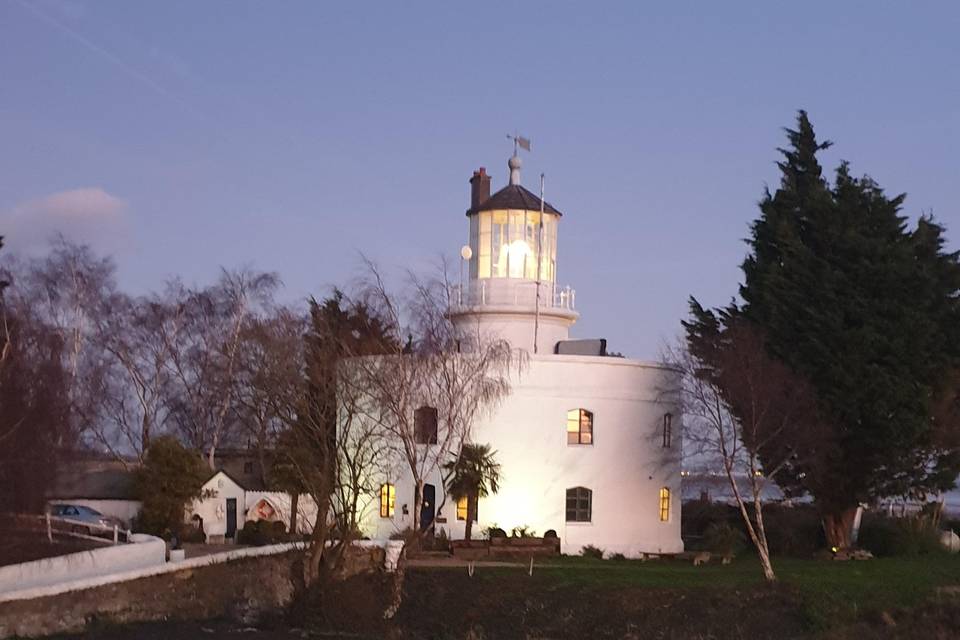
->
[668,321,824,582]
[2,238,115,446]
[234,305,307,484]
[165,268,280,469]
[345,261,519,536]
[91,293,184,464]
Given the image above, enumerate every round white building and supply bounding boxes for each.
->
[363,153,683,557]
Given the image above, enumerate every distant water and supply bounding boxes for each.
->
[683,473,960,517]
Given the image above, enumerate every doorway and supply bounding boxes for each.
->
[226,498,238,538]
[420,484,436,532]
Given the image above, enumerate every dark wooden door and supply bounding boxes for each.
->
[226,498,238,538]
[420,484,436,531]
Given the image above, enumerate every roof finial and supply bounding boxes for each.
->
[506,133,530,186]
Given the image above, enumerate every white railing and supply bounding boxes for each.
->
[450,280,576,311]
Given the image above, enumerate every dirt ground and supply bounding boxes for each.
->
[0,529,103,567]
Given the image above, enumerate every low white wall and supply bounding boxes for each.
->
[0,538,400,604]
[0,534,166,598]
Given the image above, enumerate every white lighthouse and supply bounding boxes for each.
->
[362,151,683,557]
[450,153,577,354]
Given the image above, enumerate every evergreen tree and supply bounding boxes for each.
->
[276,290,396,539]
[686,111,960,548]
[135,436,208,537]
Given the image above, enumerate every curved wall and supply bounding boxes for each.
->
[363,355,683,556]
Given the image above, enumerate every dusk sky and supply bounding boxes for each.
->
[2,1,958,358]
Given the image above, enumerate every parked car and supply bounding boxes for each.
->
[49,504,125,535]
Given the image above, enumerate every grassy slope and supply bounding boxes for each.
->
[541,554,960,628]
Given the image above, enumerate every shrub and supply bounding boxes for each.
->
[682,501,739,540]
[135,436,209,536]
[543,529,558,539]
[483,526,507,539]
[426,527,450,552]
[761,504,824,556]
[177,523,206,544]
[609,552,626,561]
[703,521,745,556]
[511,525,536,538]
[858,515,945,557]
[237,519,288,546]
[580,544,604,559]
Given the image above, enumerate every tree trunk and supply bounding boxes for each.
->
[413,480,423,535]
[207,442,217,470]
[464,492,475,541]
[823,506,860,549]
[289,492,300,534]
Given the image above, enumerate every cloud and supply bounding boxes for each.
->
[1,187,130,255]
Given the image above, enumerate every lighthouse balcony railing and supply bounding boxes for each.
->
[450,280,576,312]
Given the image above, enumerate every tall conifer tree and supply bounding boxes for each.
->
[686,111,960,548]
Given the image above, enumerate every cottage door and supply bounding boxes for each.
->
[226,498,238,538]
[420,484,436,532]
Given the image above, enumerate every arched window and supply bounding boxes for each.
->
[566,487,592,522]
[414,406,438,444]
[566,409,594,445]
[659,487,671,522]
[380,483,396,518]
[662,413,673,448]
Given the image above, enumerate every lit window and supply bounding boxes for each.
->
[566,487,592,522]
[456,496,478,522]
[659,487,671,522]
[380,483,396,518]
[567,409,593,445]
[414,406,438,444]
[662,413,673,448]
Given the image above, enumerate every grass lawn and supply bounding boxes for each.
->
[533,553,960,628]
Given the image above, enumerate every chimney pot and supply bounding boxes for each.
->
[469,166,491,211]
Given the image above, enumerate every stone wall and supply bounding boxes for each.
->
[0,551,301,638]
[0,541,404,639]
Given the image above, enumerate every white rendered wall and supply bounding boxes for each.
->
[0,534,166,596]
[361,355,682,556]
[452,307,575,355]
[188,472,245,537]
[47,499,143,527]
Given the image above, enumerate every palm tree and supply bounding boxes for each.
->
[443,443,501,541]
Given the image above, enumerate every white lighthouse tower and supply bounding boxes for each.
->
[360,150,684,557]
[450,152,578,354]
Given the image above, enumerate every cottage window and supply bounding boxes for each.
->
[243,461,254,474]
[380,483,396,518]
[565,487,592,522]
[659,487,671,522]
[566,409,593,445]
[662,413,673,448]
[456,495,478,522]
[414,406,439,444]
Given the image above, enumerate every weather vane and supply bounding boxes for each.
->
[506,132,531,155]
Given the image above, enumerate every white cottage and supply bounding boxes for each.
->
[356,152,683,557]
[188,470,317,542]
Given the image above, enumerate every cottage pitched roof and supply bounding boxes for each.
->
[466,184,563,217]
[48,460,138,500]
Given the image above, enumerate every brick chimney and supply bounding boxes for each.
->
[469,167,491,210]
